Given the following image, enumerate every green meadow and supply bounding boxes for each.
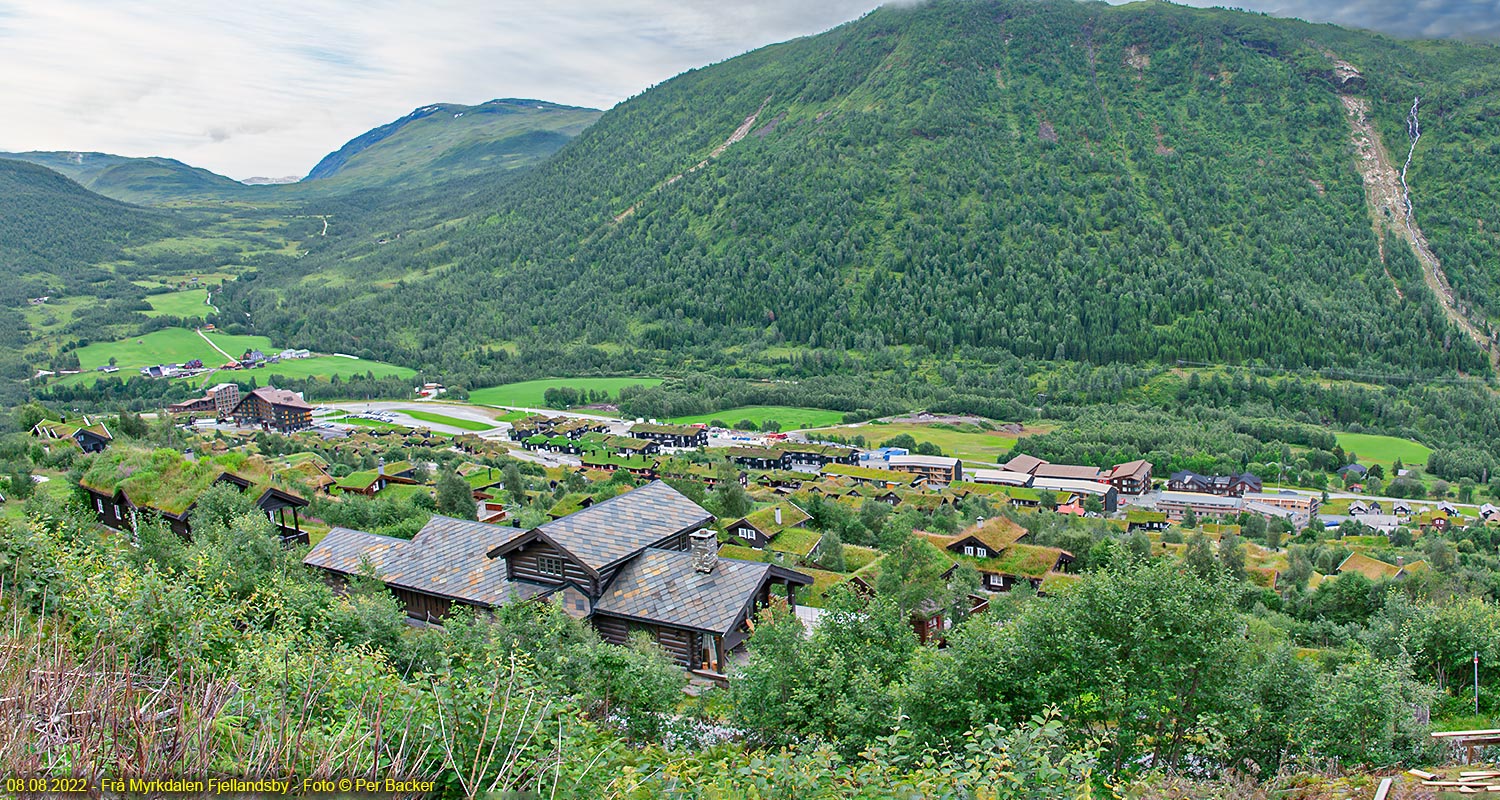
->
[468,377,662,408]
[668,406,848,430]
[73,329,272,372]
[1334,433,1433,469]
[142,289,214,318]
[66,329,413,387]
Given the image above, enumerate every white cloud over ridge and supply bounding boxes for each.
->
[0,0,1492,179]
[0,0,880,178]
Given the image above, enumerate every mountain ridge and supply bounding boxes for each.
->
[2,97,601,203]
[303,98,601,187]
[224,0,1500,384]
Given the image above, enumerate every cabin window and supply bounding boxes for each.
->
[95,497,103,513]
[537,556,565,578]
[738,528,756,541]
[976,547,988,558]
[963,545,974,556]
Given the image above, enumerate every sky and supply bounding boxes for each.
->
[0,0,1495,180]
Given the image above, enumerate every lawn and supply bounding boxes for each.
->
[338,417,413,432]
[1335,433,1432,470]
[143,289,214,318]
[668,406,849,430]
[399,409,495,431]
[468,377,662,408]
[808,421,1036,463]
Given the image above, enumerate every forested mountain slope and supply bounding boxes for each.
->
[303,99,601,190]
[227,0,1500,382]
[0,159,172,278]
[0,151,246,204]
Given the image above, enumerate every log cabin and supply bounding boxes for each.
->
[303,481,811,674]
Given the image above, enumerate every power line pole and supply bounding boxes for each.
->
[1476,651,1481,716]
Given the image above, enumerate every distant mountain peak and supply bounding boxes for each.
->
[300,97,600,187]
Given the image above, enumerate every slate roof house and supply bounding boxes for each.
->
[1166,471,1262,496]
[304,481,811,674]
[231,387,313,432]
[1102,459,1154,495]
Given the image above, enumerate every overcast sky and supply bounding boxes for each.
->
[0,0,1494,180]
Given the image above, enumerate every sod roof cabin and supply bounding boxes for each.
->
[546,493,596,519]
[580,451,659,474]
[628,423,708,448]
[725,446,791,470]
[32,419,113,454]
[304,480,811,675]
[334,460,421,496]
[820,463,919,487]
[1335,551,1430,581]
[751,470,810,490]
[80,446,316,542]
[724,501,813,549]
[1125,508,1169,531]
[918,517,1075,595]
[777,442,859,466]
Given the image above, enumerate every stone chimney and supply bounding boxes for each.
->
[1397,555,1405,567]
[774,506,782,525]
[689,529,718,573]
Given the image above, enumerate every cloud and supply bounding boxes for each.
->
[0,0,1492,179]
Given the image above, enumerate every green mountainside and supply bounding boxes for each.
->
[0,151,247,205]
[303,98,601,190]
[226,0,1500,381]
[0,159,173,278]
[2,99,597,203]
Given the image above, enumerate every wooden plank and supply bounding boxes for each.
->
[1373,777,1392,800]
[1433,729,1500,738]
[1408,769,1438,780]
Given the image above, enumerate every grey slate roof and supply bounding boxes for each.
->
[594,548,809,635]
[531,480,714,572]
[303,526,407,574]
[303,516,542,607]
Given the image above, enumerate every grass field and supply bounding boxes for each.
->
[74,329,273,372]
[143,289,213,318]
[235,356,415,384]
[66,329,414,388]
[468,377,662,408]
[807,421,1035,463]
[399,409,495,431]
[668,406,848,430]
[1335,433,1432,470]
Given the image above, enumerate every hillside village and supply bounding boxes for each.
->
[17,386,1492,680]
